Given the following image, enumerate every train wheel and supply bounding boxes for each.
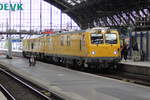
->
[76,60,83,67]
[83,61,88,68]
[55,57,60,63]
[112,64,118,71]
[97,65,103,72]
[108,63,118,71]
[74,60,83,70]
[63,59,69,68]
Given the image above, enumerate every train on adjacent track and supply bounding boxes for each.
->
[22,27,121,70]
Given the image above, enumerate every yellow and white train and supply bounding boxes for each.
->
[22,27,121,69]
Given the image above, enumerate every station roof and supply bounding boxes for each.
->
[45,0,150,30]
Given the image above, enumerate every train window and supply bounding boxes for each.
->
[60,36,64,46]
[105,33,117,44]
[48,38,52,45]
[31,43,34,49]
[91,33,103,44]
[67,36,70,46]
[80,39,82,50]
[28,42,30,49]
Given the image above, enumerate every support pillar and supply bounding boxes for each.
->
[146,31,149,60]
[140,32,143,50]
[6,36,12,59]
[129,28,132,57]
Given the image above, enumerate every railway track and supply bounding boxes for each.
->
[0,84,15,100]
[0,67,64,100]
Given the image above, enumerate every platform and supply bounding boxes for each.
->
[0,56,150,100]
[119,60,150,76]
[120,60,150,67]
[0,91,7,100]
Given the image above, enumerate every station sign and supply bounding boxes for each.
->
[0,3,23,11]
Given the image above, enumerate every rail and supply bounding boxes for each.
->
[0,84,16,100]
[0,68,51,100]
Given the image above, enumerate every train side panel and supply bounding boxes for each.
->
[45,32,87,57]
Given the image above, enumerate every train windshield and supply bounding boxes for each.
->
[91,33,103,44]
[105,33,117,44]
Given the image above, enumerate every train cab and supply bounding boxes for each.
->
[84,27,121,66]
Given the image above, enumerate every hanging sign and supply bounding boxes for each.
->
[0,3,23,11]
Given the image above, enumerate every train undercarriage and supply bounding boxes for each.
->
[23,51,121,71]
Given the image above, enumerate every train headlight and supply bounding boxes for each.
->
[92,51,96,55]
[114,51,117,55]
[101,29,106,33]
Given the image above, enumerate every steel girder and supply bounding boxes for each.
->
[44,0,150,29]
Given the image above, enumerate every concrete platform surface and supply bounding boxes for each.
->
[0,56,150,100]
[0,91,7,100]
[120,60,150,67]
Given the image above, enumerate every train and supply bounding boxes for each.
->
[22,27,121,70]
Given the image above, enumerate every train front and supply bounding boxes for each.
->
[85,27,121,68]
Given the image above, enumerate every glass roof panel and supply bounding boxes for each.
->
[63,0,86,6]
[76,0,81,3]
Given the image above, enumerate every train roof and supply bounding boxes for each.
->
[46,27,118,36]
[23,34,43,39]
[46,30,86,36]
[23,27,119,40]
